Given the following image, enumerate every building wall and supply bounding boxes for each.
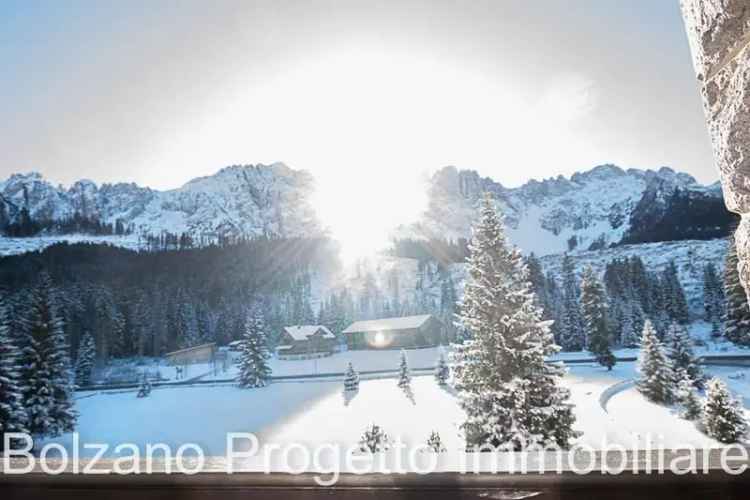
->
[280,331,335,355]
[346,318,445,350]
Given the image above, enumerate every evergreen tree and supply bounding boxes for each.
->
[675,370,702,421]
[19,274,77,437]
[703,262,724,336]
[560,254,585,351]
[580,266,616,370]
[636,320,675,404]
[397,349,411,390]
[662,261,690,325]
[358,423,390,453]
[344,362,359,392]
[435,351,450,386]
[237,306,271,388]
[176,299,201,349]
[74,332,96,387]
[544,272,564,345]
[136,373,152,398]
[723,235,750,345]
[665,322,704,389]
[426,431,446,453]
[702,377,747,444]
[0,298,29,449]
[619,301,640,348]
[526,253,547,307]
[453,195,577,450]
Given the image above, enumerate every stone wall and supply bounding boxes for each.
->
[681,0,750,298]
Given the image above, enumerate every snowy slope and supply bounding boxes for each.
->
[539,238,728,316]
[338,237,726,326]
[0,163,322,253]
[397,164,726,256]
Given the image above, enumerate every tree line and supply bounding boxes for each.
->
[526,247,741,354]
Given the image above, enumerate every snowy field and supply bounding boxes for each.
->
[104,346,450,384]
[42,360,748,471]
[269,346,444,376]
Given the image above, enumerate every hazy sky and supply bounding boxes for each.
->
[1,0,716,248]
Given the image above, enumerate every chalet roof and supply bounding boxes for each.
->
[283,325,336,341]
[342,315,434,334]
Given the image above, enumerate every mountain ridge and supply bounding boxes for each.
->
[0,162,322,243]
[396,163,731,256]
[0,162,732,257]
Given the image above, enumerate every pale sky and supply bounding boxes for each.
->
[0,1,716,254]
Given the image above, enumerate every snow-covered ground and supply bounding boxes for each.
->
[270,346,444,376]
[102,346,450,384]
[43,360,748,471]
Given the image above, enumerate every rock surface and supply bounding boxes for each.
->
[681,0,750,297]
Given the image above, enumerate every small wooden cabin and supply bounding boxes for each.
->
[276,325,337,358]
[343,314,445,350]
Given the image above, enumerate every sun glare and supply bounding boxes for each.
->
[374,332,385,345]
[170,47,597,263]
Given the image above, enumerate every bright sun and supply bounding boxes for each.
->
[180,46,594,264]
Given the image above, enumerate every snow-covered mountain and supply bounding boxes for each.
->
[0,163,322,244]
[0,161,733,325]
[396,164,731,256]
[0,162,732,264]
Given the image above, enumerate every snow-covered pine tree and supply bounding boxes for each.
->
[358,423,390,453]
[703,262,724,337]
[526,253,547,308]
[237,305,272,389]
[636,319,675,404]
[452,195,577,450]
[580,266,616,370]
[397,349,411,390]
[662,261,690,325]
[426,430,446,453]
[652,309,672,341]
[630,299,647,342]
[74,332,96,387]
[344,362,359,392]
[544,272,564,345]
[560,254,585,351]
[702,377,747,444]
[435,351,450,386]
[0,298,29,449]
[176,299,201,349]
[136,373,151,398]
[675,369,702,421]
[665,322,704,389]
[723,235,750,345]
[19,273,77,437]
[619,301,640,348]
